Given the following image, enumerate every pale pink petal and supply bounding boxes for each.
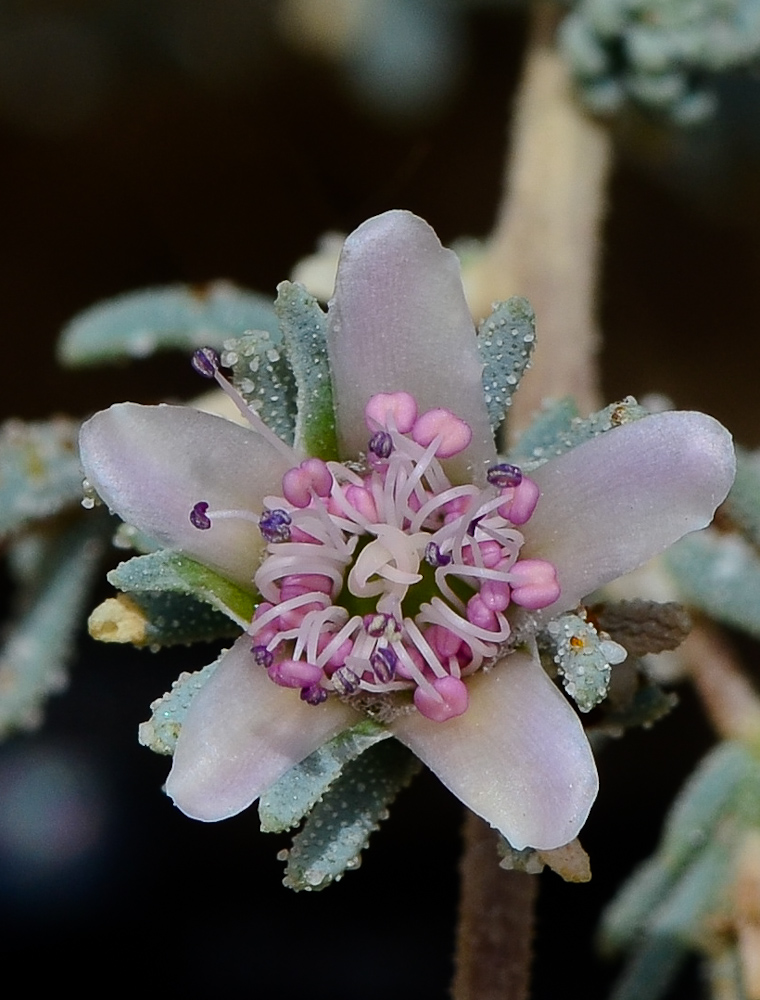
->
[327,210,496,484]
[166,637,361,821]
[79,402,295,588]
[522,411,735,618]
[391,649,598,850]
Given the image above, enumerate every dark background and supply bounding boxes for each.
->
[0,4,756,996]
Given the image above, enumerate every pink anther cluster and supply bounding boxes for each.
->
[219,392,559,722]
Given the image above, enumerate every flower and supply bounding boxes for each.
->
[78,210,735,851]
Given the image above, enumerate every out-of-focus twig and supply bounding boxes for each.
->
[466,3,609,438]
[682,623,760,747]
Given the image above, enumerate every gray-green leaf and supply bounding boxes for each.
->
[665,530,760,639]
[0,517,106,738]
[723,446,760,549]
[600,742,752,953]
[477,297,536,433]
[542,612,626,712]
[138,656,221,755]
[58,281,279,366]
[282,739,420,891]
[221,330,297,445]
[511,397,646,470]
[259,719,390,833]
[0,417,83,538]
[122,591,240,647]
[107,549,256,626]
[274,281,338,460]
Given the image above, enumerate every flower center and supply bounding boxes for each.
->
[191,389,560,722]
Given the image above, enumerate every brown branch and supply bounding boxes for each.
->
[452,812,537,1000]
[466,3,610,439]
[682,623,760,746]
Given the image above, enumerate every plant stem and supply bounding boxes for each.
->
[452,6,613,996]
[466,3,610,438]
[452,811,537,1000]
[682,623,760,747]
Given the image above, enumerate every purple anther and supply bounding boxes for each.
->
[251,644,274,668]
[424,541,452,567]
[332,665,361,696]
[301,684,328,705]
[467,515,484,537]
[487,463,523,489]
[259,508,292,543]
[363,612,398,637]
[368,431,393,459]
[370,646,397,684]
[189,501,212,530]
[191,346,221,379]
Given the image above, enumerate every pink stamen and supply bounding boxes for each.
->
[268,658,324,689]
[411,408,473,458]
[466,594,499,631]
[414,675,469,721]
[249,389,558,723]
[279,574,334,602]
[498,476,540,525]
[365,392,418,433]
[317,632,355,669]
[249,603,280,645]
[478,579,512,612]
[508,558,561,610]
[344,484,379,522]
[282,458,333,508]
[425,624,462,659]
[462,539,505,568]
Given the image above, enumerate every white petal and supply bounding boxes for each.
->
[523,411,735,617]
[79,402,295,588]
[166,637,361,821]
[327,210,496,483]
[391,650,598,850]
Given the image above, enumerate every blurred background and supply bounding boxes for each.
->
[0,1,758,996]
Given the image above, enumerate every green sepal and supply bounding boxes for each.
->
[476,297,536,433]
[541,612,626,712]
[281,738,421,891]
[58,281,279,366]
[274,281,338,460]
[664,530,760,639]
[259,719,390,834]
[124,591,240,647]
[511,396,646,470]
[0,417,83,538]
[0,517,107,738]
[221,330,297,445]
[107,549,256,626]
[138,656,221,755]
